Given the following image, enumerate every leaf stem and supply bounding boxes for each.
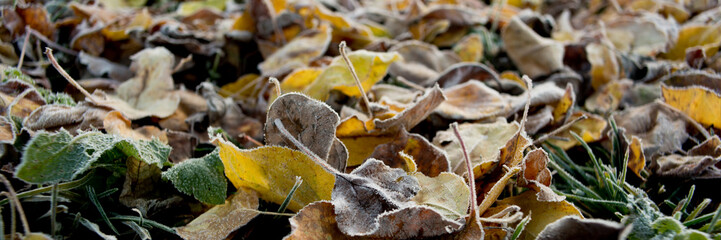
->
[451,122,477,222]
[16,30,30,69]
[269,77,282,97]
[339,41,373,119]
[45,48,98,104]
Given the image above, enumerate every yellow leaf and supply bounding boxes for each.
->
[628,136,646,178]
[662,84,721,128]
[412,172,469,219]
[214,140,335,212]
[176,188,260,240]
[102,8,152,41]
[586,42,620,90]
[304,50,400,101]
[553,84,575,125]
[453,34,484,63]
[662,24,721,61]
[219,74,261,100]
[496,191,582,240]
[339,136,395,166]
[232,11,255,32]
[176,0,225,16]
[259,25,332,75]
[548,112,608,150]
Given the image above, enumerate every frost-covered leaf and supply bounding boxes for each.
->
[176,188,260,240]
[15,129,171,184]
[162,149,227,205]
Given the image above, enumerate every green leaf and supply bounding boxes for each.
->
[162,149,227,205]
[15,129,171,184]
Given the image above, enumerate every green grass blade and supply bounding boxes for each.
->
[86,186,119,235]
[275,176,303,219]
[511,214,532,240]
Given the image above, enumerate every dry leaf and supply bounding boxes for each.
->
[265,93,345,166]
[369,128,450,177]
[661,24,721,61]
[434,80,511,120]
[284,201,353,240]
[627,136,646,178]
[453,33,484,63]
[536,216,630,240]
[214,139,335,212]
[661,71,721,129]
[258,24,332,75]
[304,50,400,101]
[24,103,109,133]
[502,17,564,77]
[388,40,460,85]
[374,85,445,131]
[93,47,180,120]
[614,102,691,158]
[547,112,608,150]
[176,188,260,240]
[412,172,469,219]
[495,191,583,240]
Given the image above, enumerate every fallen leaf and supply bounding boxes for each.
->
[176,188,260,240]
[495,191,583,240]
[661,71,721,129]
[283,201,351,240]
[433,118,520,175]
[614,102,691,158]
[214,139,335,212]
[661,24,721,61]
[434,63,500,88]
[502,17,564,77]
[586,42,620,90]
[93,47,180,119]
[411,172,469,219]
[369,129,450,177]
[303,50,400,101]
[651,154,721,179]
[259,24,331,75]
[23,102,109,133]
[374,85,445,131]
[453,33,484,63]
[627,136,646,178]
[547,112,608,150]
[103,111,167,142]
[536,216,630,240]
[265,93,346,168]
[434,80,511,120]
[388,40,460,85]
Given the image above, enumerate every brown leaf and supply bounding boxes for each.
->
[502,17,564,77]
[23,103,109,133]
[91,47,180,120]
[434,80,511,120]
[388,40,460,85]
[434,63,500,88]
[78,52,132,81]
[614,102,691,158]
[265,93,347,171]
[374,85,445,131]
[369,128,450,177]
[284,201,355,240]
[0,116,16,144]
[259,25,332,76]
[688,135,721,158]
[496,191,583,240]
[103,111,168,142]
[536,216,630,240]
[651,154,721,179]
[332,159,420,236]
[177,188,260,240]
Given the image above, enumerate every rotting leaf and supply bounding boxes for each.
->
[214,139,335,212]
[176,188,260,240]
[162,149,227,205]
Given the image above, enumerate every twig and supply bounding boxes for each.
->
[451,122,477,224]
[269,77,282,97]
[520,75,533,129]
[16,30,30,69]
[273,118,340,175]
[533,115,588,145]
[339,41,373,119]
[28,28,77,56]
[240,133,264,147]
[172,54,193,73]
[45,48,99,104]
[0,174,30,236]
[395,76,425,91]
